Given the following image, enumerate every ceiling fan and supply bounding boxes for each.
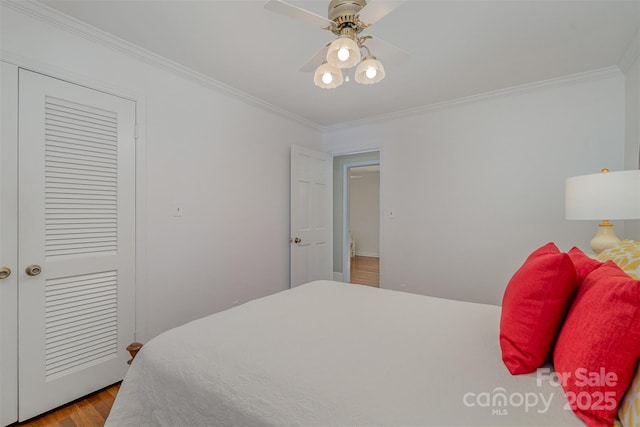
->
[264,0,409,89]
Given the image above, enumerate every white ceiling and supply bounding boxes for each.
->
[39,0,640,128]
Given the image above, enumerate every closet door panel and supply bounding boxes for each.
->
[18,69,136,421]
[0,61,19,427]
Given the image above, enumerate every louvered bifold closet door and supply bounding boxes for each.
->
[18,69,136,421]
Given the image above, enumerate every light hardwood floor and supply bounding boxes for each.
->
[13,383,120,427]
[350,255,380,287]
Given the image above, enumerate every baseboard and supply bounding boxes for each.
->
[355,252,379,258]
[333,272,345,282]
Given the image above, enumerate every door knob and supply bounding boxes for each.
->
[25,264,42,276]
[0,267,11,280]
[289,237,302,244]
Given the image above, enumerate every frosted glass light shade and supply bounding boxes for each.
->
[313,62,343,89]
[354,56,385,85]
[565,170,640,220]
[327,36,361,69]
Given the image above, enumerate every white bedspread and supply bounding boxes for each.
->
[106,281,584,426]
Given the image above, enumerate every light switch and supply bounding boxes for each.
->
[173,204,183,217]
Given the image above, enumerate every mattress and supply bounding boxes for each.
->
[106,280,584,426]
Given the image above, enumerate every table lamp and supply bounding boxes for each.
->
[565,169,640,254]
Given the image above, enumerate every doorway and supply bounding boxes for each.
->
[347,164,380,287]
[332,151,380,285]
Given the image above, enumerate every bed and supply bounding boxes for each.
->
[106,280,586,426]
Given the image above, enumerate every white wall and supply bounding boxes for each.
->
[323,73,626,305]
[349,171,380,257]
[624,57,639,171]
[1,2,632,327]
[623,31,640,240]
[1,4,322,340]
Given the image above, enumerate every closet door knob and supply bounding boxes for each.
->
[0,267,11,280]
[25,265,42,276]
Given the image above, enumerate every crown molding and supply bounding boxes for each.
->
[1,0,324,131]
[325,66,623,132]
[1,0,628,134]
[619,30,640,73]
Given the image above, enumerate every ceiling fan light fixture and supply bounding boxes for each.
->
[327,35,361,68]
[355,56,385,85]
[264,0,408,90]
[314,62,344,89]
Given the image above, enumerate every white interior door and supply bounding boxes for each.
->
[0,61,19,427]
[290,146,332,287]
[18,69,136,421]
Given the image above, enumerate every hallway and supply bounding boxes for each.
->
[350,256,379,287]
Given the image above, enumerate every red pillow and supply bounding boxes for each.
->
[567,246,603,282]
[500,242,578,374]
[553,261,640,426]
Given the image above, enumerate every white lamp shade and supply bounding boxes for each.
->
[565,170,640,220]
[326,36,361,69]
[313,62,344,89]
[354,56,385,85]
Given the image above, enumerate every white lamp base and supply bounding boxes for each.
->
[590,223,620,254]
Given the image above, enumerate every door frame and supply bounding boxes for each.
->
[342,159,380,284]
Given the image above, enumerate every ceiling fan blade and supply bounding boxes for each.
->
[364,36,409,64]
[358,0,406,25]
[300,45,330,72]
[264,0,334,29]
